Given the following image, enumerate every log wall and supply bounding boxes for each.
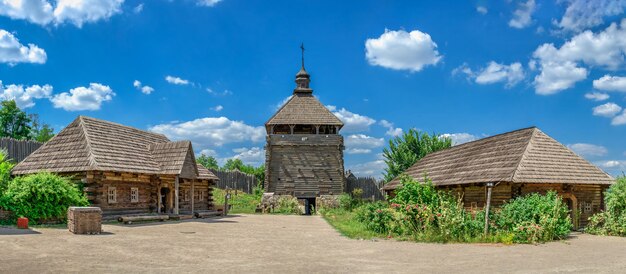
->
[446,182,606,228]
[265,134,344,198]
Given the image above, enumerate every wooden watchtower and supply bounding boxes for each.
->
[264,55,345,205]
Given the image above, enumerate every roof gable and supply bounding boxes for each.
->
[12,116,217,180]
[266,94,343,126]
[384,127,614,190]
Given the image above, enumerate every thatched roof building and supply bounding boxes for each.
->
[12,116,217,217]
[383,127,614,228]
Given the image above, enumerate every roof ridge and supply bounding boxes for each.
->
[510,127,537,182]
[80,115,170,141]
[539,129,615,181]
[442,126,537,151]
[265,95,295,126]
[78,116,100,169]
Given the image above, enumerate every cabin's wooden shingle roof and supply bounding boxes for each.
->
[12,116,217,180]
[383,127,614,190]
[266,94,343,126]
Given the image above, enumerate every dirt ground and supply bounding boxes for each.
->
[1,214,626,273]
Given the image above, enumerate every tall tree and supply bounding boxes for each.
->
[223,158,245,171]
[30,114,55,142]
[196,154,219,170]
[382,129,452,182]
[0,100,32,140]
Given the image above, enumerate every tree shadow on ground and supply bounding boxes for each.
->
[0,228,41,235]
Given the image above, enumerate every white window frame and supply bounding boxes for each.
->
[108,187,117,204]
[198,190,205,201]
[184,189,190,202]
[130,187,139,203]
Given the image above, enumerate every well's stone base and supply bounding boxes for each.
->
[68,207,102,235]
[316,195,342,209]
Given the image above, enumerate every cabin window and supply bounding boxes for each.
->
[198,191,205,201]
[583,202,592,213]
[130,187,139,203]
[108,187,117,204]
[184,189,191,202]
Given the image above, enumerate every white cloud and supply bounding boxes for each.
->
[149,117,265,149]
[595,160,626,170]
[0,29,46,65]
[612,110,626,126]
[593,102,622,117]
[327,105,376,133]
[165,75,189,85]
[365,29,442,72]
[211,105,223,112]
[206,88,233,96]
[348,159,386,178]
[509,0,536,29]
[441,133,479,146]
[0,82,52,109]
[133,3,144,13]
[474,62,525,88]
[593,75,626,92]
[133,80,154,95]
[477,6,488,14]
[50,83,115,111]
[228,147,264,166]
[0,0,124,27]
[379,120,403,137]
[556,0,626,33]
[567,143,608,157]
[198,149,217,157]
[345,134,384,155]
[197,0,222,7]
[531,20,626,94]
[585,92,610,101]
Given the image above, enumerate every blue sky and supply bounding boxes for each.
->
[1,0,626,177]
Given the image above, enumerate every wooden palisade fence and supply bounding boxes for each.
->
[345,176,386,201]
[210,169,258,194]
[0,138,43,163]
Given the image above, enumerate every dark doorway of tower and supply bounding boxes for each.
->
[303,197,316,215]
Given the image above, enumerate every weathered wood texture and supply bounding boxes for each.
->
[67,207,102,234]
[0,137,42,163]
[265,134,344,197]
[77,171,214,217]
[447,183,604,227]
[346,176,385,201]
[210,169,258,194]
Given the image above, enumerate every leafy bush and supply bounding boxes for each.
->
[0,173,88,224]
[587,177,626,236]
[213,188,261,214]
[389,176,485,242]
[354,202,394,234]
[339,193,360,211]
[0,149,14,194]
[494,192,572,243]
[275,196,301,214]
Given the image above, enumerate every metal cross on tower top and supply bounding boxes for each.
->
[300,43,305,69]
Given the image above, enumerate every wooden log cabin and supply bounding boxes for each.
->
[382,127,615,229]
[264,59,345,212]
[11,116,218,218]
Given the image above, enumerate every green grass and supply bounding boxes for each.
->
[321,208,385,239]
[213,188,261,214]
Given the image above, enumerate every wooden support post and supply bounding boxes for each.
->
[174,175,180,215]
[315,125,320,134]
[224,188,230,216]
[157,185,162,214]
[191,179,195,215]
[484,182,494,235]
[289,125,295,134]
